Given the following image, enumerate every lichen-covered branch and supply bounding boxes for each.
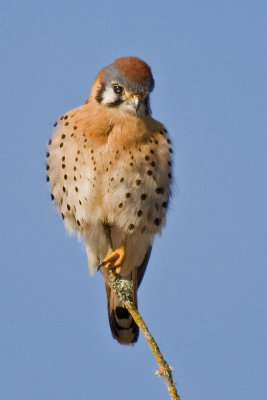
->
[101,268,180,400]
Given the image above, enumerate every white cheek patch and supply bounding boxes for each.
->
[119,102,135,113]
[101,86,117,105]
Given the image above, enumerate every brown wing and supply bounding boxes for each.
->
[137,246,152,288]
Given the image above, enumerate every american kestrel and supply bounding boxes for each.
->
[46,56,173,344]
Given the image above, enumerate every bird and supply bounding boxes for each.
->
[46,56,173,345]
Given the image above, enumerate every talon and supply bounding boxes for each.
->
[102,246,125,274]
[114,252,124,267]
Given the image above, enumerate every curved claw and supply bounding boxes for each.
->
[102,246,125,274]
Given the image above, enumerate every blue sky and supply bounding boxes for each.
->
[1,1,266,399]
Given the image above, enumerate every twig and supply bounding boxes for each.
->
[101,267,180,400]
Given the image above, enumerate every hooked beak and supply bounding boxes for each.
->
[127,94,141,112]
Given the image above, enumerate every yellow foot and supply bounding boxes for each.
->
[102,246,125,274]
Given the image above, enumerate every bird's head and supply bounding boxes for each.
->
[90,57,154,116]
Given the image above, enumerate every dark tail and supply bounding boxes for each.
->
[104,246,152,345]
[105,283,139,345]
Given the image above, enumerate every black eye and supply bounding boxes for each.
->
[113,85,124,95]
